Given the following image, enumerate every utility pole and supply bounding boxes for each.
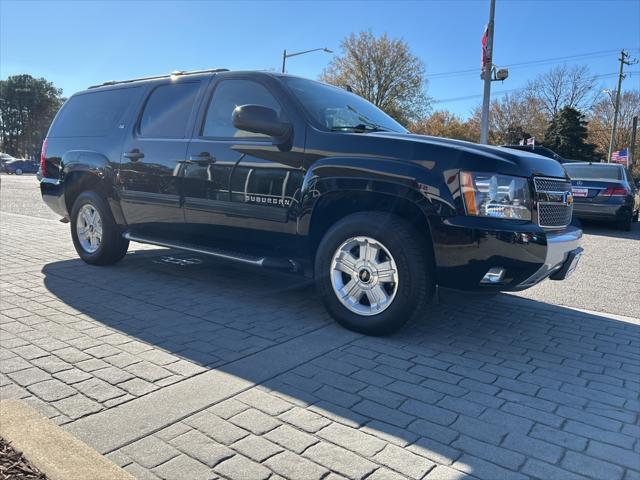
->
[630,115,638,167]
[480,0,496,144]
[607,50,633,162]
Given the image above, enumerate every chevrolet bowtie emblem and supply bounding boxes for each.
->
[564,192,574,206]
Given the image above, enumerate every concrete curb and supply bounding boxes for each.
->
[0,399,135,480]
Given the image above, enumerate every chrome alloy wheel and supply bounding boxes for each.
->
[76,204,103,254]
[330,236,399,316]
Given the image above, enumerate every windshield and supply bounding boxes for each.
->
[565,164,623,180]
[283,77,406,133]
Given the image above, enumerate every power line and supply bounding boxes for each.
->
[432,71,640,104]
[427,47,640,79]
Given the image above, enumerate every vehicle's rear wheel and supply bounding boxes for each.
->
[315,212,434,335]
[70,191,129,265]
[633,209,639,223]
[15,168,23,175]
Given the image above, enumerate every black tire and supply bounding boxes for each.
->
[617,212,633,231]
[70,191,129,265]
[633,209,639,223]
[315,212,434,335]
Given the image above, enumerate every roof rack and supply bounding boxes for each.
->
[88,68,229,89]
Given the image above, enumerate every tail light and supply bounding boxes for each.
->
[40,138,48,176]
[598,187,628,197]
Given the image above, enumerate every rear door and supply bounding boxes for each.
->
[118,79,204,237]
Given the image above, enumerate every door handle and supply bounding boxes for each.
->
[123,149,144,161]
[189,152,216,163]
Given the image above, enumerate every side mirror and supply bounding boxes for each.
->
[232,105,292,146]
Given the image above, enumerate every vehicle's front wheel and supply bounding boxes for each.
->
[315,212,434,335]
[15,168,23,175]
[70,191,129,265]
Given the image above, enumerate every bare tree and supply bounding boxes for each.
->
[527,65,596,118]
[410,110,478,142]
[467,93,548,145]
[320,31,429,125]
[491,93,548,143]
[587,89,640,159]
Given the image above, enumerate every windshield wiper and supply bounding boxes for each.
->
[330,123,391,133]
[344,105,393,132]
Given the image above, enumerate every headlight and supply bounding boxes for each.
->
[460,171,532,220]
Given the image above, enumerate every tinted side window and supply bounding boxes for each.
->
[50,87,140,137]
[139,82,200,138]
[202,80,283,138]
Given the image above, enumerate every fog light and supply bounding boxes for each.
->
[481,267,505,284]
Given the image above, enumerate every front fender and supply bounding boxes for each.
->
[298,156,456,235]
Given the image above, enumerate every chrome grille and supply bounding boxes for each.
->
[533,177,571,192]
[538,203,573,228]
[533,176,573,228]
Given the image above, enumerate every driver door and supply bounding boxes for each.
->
[182,77,304,253]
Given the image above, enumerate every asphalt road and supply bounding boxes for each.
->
[0,173,58,220]
[2,173,638,319]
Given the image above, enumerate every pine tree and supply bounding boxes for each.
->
[543,107,599,161]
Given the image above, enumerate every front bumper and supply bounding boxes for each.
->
[430,216,583,292]
[516,228,582,288]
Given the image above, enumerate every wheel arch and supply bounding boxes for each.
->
[64,170,109,213]
[61,151,123,225]
[300,156,445,272]
[307,189,436,265]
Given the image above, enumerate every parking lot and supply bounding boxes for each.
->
[1,174,639,480]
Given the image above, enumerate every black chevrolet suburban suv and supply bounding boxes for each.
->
[39,69,583,335]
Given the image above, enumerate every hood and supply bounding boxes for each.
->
[368,132,569,179]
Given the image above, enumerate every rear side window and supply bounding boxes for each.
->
[139,82,200,138]
[50,87,140,137]
[202,80,284,139]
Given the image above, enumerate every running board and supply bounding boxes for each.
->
[123,233,302,273]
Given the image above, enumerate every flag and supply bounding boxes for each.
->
[519,139,525,146]
[526,137,535,146]
[611,148,629,165]
[481,24,489,71]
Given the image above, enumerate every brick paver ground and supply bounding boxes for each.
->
[1,210,639,480]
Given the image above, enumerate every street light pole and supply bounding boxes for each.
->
[480,0,496,145]
[281,47,332,73]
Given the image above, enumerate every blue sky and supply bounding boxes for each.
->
[1,0,639,118]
